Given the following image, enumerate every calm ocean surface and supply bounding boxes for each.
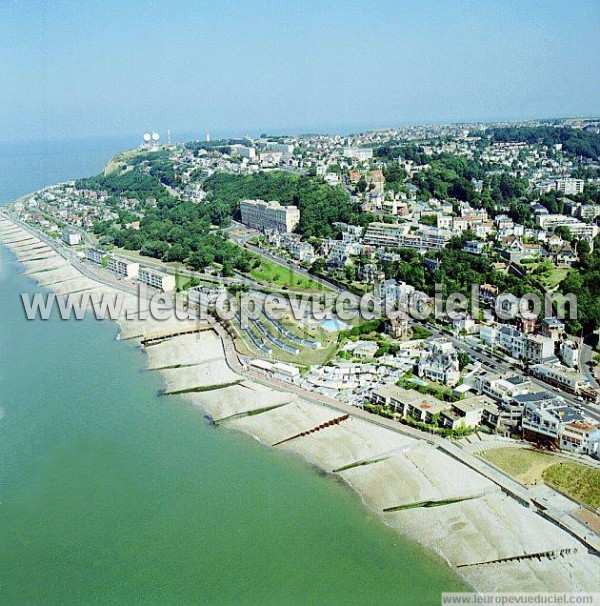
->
[0,137,466,604]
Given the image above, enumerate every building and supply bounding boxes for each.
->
[541,317,565,340]
[492,327,555,363]
[231,145,256,159]
[537,214,599,241]
[573,203,600,221]
[188,284,227,307]
[462,240,485,255]
[377,279,415,305]
[520,391,585,448]
[266,142,294,155]
[62,228,81,246]
[554,178,584,196]
[363,222,451,251]
[351,341,380,359]
[529,363,587,394]
[86,248,106,265]
[450,313,476,335]
[371,383,408,410]
[547,242,577,267]
[559,339,580,369]
[472,372,535,404]
[86,248,139,278]
[240,199,300,233]
[497,326,525,359]
[385,317,411,339]
[405,395,449,424]
[138,268,176,292]
[520,391,567,446]
[370,383,489,430]
[288,240,316,263]
[108,257,139,279]
[560,422,600,456]
[417,338,460,386]
[343,147,373,161]
[249,359,300,383]
[439,396,489,430]
[523,334,556,364]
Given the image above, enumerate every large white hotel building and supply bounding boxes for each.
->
[239,199,300,233]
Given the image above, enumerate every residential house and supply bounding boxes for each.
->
[417,338,461,386]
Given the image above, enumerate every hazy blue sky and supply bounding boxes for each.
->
[1,0,599,142]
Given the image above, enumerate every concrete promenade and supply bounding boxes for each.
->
[2,211,598,590]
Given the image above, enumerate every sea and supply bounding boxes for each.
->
[0,136,466,604]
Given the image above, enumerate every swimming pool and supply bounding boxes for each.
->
[320,318,349,332]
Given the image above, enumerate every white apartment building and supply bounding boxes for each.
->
[266,143,294,155]
[555,178,584,196]
[377,279,415,305]
[240,199,300,233]
[86,248,105,265]
[62,228,81,246]
[560,422,600,456]
[138,268,176,292]
[231,145,256,159]
[108,257,139,279]
[343,147,373,161]
[537,214,599,240]
[363,222,451,251]
[288,240,316,263]
[559,339,580,368]
[521,392,598,454]
[471,372,534,404]
[529,363,586,393]
[86,248,139,278]
[573,204,600,221]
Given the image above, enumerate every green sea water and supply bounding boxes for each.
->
[0,244,467,604]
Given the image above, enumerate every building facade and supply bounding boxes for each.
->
[240,199,300,233]
[138,268,176,292]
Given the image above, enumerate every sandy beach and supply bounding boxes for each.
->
[1,214,598,594]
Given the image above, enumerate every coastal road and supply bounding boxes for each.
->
[227,220,342,294]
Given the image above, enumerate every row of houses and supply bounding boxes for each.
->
[371,384,495,431]
[462,369,600,455]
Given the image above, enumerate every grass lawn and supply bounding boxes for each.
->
[540,267,569,290]
[542,462,600,509]
[249,258,326,292]
[481,447,569,486]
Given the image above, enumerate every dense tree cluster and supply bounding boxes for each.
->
[76,170,175,205]
[559,236,600,336]
[490,126,600,160]
[202,171,369,238]
[374,143,429,165]
[413,153,483,203]
[91,191,256,273]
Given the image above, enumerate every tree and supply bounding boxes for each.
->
[457,351,470,371]
[554,226,573,242]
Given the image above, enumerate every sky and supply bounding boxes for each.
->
[1,0,599,143]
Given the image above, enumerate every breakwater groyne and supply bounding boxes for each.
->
[1,213,598,594]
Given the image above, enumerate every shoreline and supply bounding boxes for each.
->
[1,213,598,594]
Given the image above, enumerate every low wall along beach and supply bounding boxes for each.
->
[1,214,598,594]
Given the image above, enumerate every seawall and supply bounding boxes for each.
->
[1,212,598,594]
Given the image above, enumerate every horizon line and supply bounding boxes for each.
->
[2,113,600,147]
